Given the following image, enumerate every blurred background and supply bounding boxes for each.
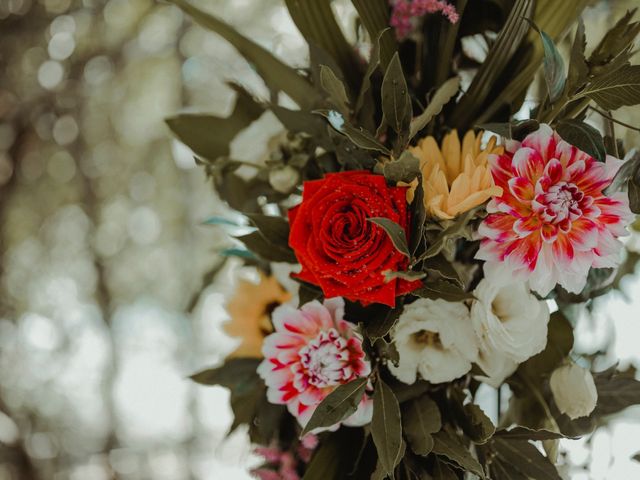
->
[0,0,639,479]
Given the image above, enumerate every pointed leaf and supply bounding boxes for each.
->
[412,280,473,302]
[169,0,320,109]
[536,27,566,102]
[301,377,368,435]
[320,65,351,116]
[368,217,410,258]
[410,77,460,139]
[382,52,412,152]
[350,0,397,68]
[190,358,261,388]
[492,438,561,480]
[567,18,588,93]
[556,120,606,162]
[403,395,441,456]
[246,213,290,246]
[236,231,297,263]
[432,430,485,478]
[372,377,404,477]
[580,65,640,110]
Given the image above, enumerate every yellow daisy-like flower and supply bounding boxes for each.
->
[224,273,291,358]
[407,130,504,220]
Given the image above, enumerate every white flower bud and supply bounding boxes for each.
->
[269,165,300,193]
[550,364,598,419]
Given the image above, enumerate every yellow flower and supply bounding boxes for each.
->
[224,273,291,358]
[407,130,503,220]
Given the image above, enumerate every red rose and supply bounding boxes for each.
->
[288,171,421,307]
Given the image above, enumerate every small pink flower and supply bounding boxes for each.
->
[390,0,459,39]
[257,297,372,429]
[476,124,634,296]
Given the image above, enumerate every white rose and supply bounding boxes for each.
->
[550,364,598,419]
[269,165,300,193]
[389,298,478,384]
[470,277,550,387]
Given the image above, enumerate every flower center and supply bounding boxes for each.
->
[298,328,353,388]
[410,330,443,350]
[536,181,585,225]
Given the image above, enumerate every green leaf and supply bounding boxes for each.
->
[409,77,460,139]
[629,176,640,214]
[384,270,426,283]
[372,376,404,477]
[412,280,473,302]
[246,213,290,246]
[350,0,397,68]
[303,428,366,480]
[422,254,463,288]
[166,84,263,162]
[492,438,562,480]
[355,28,386,117]
[301,378,368,435]
[432,430,485,478]
[190,358,261,388]
[556,120,606,162]
[593,371,640,416]
[284,0,359,90]
[495,426,568,441]
[589,9,640,67]
[320,65,351,116]
[315,110,391,155]
[519,311,573,380]
[236,231,297,263]
[380,151,420,183]
[567,18,588,93]
[381,52,412,153]
[536,27,566,103]
[365,306,403,341]
[403,395,441,456]
[368,217,410,258]
[477,120,540,140]
[417,207,478,261]
[605,150,640,195]
[168,0,320,109]
[271,105,332,148]
[432,458,458,480]
[450,0,534,126]
[462,403,495,444]
[580,65,640,111]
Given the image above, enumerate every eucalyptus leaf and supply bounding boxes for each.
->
[169,0,320,109]
[372,376,404,477]
[556,120,606,162]
[166,84,263,162]
[368,217,410,258]
[432,430,485,478]
[381,53,412,153]
[403,395,442,456]
[536,27,566,103]
[567,18,588,93]
[301,378,368,435]
[580,65,640,111]
[320,65,351,115]
[409,77,460,139]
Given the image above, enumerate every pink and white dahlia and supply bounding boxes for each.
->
[257,297,372,429]
[477,124,634,296]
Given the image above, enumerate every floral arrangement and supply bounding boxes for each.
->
[167,0,640,478]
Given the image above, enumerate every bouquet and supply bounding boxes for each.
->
[166,0,640,478]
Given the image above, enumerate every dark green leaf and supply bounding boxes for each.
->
[633,452,640,463]
[403,395,441,456]
[580,65,640,111]
[368,217,410,258]
[432,457,458,479]
[350,0,397,68]
[477,119,540,140]
[495,426,568,441]
[190,358,261,388]
[417,207,478,261]
[236,231,297,263]
[536,27,566,103]
[372,376,404,477]
[589,9,640,67]
[355,28,385,116]
[364,305,402,341]
[297,282,323,307]
[519,311,573,380]
[302,378,369,435]
[593,371,640,416]
[422,254,463,288]
[166,84,263,162]
[381,53,412,153]
[432,430,485,478]
[409,77,460,139]
[246,213,290,246]
[169,0,320,109]
[556,120,606,162]
[303,428,366,480]
[492,438,562,480]
[380,151,420,183]
[605,150,640,195]
[567,18,588,93]
[315,110,391,155]
[451,0,534,126]
[284,0,359,90]
[320,65,351,115]
[271,105,332,148]
[462,403,495,444]
[629,177,640,214]
[412,280,473,302]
